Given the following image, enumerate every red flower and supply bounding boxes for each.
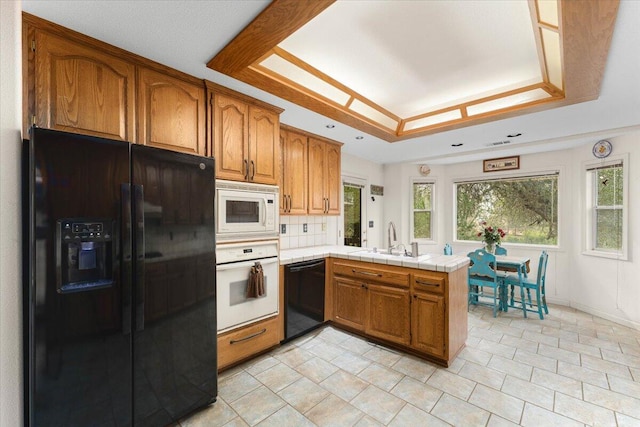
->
[477,232,482,237]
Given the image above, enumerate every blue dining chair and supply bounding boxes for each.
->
[467,249,507,317]
[503,251,549,319]
[495,246,507,255]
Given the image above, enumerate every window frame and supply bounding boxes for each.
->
[410,179,436,243]
[583,154,629,260]
[453,171,560,248]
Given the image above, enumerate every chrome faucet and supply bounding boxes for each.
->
[387,221,398,254]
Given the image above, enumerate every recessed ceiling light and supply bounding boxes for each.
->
[355,136,364,140]
[507,133,522,138]
[451,143,463,147]
[326,124,335,129]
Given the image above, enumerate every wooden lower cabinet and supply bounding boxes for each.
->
[217,316,280,370]
[411,292,445,357]
[330,258,467,366]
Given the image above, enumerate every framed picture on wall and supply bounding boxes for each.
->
[483,155,520,172]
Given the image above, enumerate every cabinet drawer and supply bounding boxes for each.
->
[412,273,446,295]
[333,261,409,287]
[218,316,279,370]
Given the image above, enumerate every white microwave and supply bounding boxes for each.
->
[215,180,279,241]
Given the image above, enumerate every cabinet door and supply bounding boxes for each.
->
[411,292,445,357]
[248,107,279,185]
[214,94,249,181]
[366,283,411,346]
[333,276,366,331]
[282,131,308,215]
[307,138,327,215]
[137,67,205,155]
[325,143,341,215]
[34,30,135,142]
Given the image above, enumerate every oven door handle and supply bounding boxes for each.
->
[216,257,279,271]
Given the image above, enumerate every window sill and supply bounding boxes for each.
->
[582,250,628,261]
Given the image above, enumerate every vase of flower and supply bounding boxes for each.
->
[477,222,505,255]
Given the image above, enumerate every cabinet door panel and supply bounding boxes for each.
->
[333,277,366,331]
[307,138,326,214]
[214,95,249,181]
[35,31,135,142]
[138,68,205,155]
[411,292,445,357]
[325,143,341,215]
[283,132,308,215]
[249,107,279,185]
[366,284,410,346]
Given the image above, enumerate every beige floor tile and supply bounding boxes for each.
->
[305,394,364,427]
[229,386,286,426]
[469,326,504,343]
[486,414,520,427]
[558,338,603,358]
[254,363,302,393]
[520,402,583,426]
[581,354,633,379]
[530,367,582,398]
[320,370,369,401]
[513,349,557,372]
[468,384,524,424]
[244,356,280,376]
[219,371,262,403]
[255,405,315,427]
[273,346,315,368]
[583,383,640,419]
[541,326,579,342]
[537,343,581,365]
[221,417,249,427]
[579,334,623,352]
[277,377,329,414]
[488,354,533,380]
[458,346,493,366]
[307,340,345,361]
[362,345,403,367]
[389,376,442,412]
[499,334,540,353]
[459,361,506,389]
[489,323,524,338]
[616,412,640,427]
[509,319,544,333]
[476,339,517,359]
[608,374,640,396]
[340,336,377,355]
[331,351,372,375]
[522,330,560,347]
[353,415,384,427]
[351,385,405,425]
[431,393,491,427]
[316,326,353,345]
[426,368,476,400]
[619,342,640,357]
[295,357,339,383]
[631,367,640,382]
[557,361,609,388]
[445,355,466,374]
[554,392,617,426]
[391,354,437,382]
[501,375,554,411]
[357,363,404,392]
[180,398,237,427]
[388,404,450,427]
[601,348,640,369]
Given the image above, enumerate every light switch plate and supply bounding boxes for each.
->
[280,224,286,234]
[369,221,374,228]
[303,223,308,233]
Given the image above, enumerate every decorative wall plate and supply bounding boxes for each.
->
[592,140,612,158]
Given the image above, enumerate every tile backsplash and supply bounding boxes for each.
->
[279,215,337,249]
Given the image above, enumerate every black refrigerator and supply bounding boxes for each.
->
[23,128,217,426]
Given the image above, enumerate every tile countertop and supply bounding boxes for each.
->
[279,246,470,273]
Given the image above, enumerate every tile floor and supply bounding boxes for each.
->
[181,304,640,426]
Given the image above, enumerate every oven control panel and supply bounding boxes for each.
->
[216,240,278,264]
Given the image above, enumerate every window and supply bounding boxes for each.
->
[455,173,558,245]
[411,181,434,240]
[585,156,628,259]
[343,180,365,247]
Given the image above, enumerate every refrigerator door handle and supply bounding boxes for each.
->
[133,184,145,331]
[121,183,132,335]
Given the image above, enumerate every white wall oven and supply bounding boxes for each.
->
[216,240,279,333]
[215,180,279,242]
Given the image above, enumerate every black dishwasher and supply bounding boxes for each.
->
[284,259,326,342]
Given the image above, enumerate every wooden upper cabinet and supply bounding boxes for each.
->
[249,107,279,185]
[280,130,308,215]
[137,67,205,155]
[308,138,342,215]
[213,93,249,181]
[209,83,283,184]
[33,30,135,142]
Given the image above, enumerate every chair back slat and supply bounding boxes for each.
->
[495,246,507,256]
[468,249,497,282]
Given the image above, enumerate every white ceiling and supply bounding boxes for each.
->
[22,0,640,165]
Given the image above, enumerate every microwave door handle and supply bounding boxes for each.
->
[262,198,267,225]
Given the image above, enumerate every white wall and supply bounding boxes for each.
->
[383,130,640,328]
[0,0,24,425]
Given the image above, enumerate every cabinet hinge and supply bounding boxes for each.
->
[31,40,36,52]
[31,115,36,125]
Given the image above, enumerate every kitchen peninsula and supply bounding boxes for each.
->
[280,246,470,367]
